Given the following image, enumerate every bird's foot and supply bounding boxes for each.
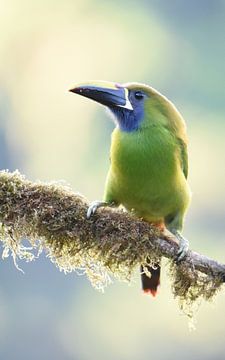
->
[87,201,115,219]
[171,229,189,262]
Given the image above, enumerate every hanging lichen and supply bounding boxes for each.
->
[0,170,224,320]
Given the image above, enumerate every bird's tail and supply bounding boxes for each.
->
[140,264,160,297]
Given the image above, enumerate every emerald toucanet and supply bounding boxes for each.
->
[70,81,191,296]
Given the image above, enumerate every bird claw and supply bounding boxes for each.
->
[176,237,189,262]
[87,201,108,219]
[171,230,189,262]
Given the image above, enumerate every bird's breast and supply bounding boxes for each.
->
[109,128,189,219]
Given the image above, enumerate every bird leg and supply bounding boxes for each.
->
[87,201,115,219]
[170,229,189,262]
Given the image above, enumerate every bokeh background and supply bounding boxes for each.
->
[0,0,225,359]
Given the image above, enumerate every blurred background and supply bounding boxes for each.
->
[0,0,225,359]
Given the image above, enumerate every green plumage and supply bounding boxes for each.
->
[70,80,191,295]
[104,83,191,232]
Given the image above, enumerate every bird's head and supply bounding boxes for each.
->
[69,81,186,136]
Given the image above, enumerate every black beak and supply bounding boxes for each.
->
[69,81,133,110]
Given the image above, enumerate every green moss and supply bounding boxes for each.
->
[0,170,223,319]
[0,170,161,288]
[169,260,223,319]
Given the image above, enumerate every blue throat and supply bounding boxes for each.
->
[109,106,144,132]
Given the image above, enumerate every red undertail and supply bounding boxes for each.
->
[141,265,161,297]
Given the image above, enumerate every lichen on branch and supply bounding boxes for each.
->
[0,170,224,317]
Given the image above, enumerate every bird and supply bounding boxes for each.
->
[69,81,191,297]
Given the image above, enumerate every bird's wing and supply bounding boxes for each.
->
[178,138,188,179]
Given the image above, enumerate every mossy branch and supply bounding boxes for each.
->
[0,170,224,316]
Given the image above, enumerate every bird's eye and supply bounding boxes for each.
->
[134,91,144,100]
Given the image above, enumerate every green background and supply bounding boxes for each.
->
[0,0,225,359]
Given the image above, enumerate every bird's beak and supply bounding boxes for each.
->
[69,81,133,110]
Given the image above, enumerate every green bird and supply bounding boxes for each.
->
[70,81,191,296]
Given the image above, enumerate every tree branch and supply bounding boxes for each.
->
[0,170,224,315]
